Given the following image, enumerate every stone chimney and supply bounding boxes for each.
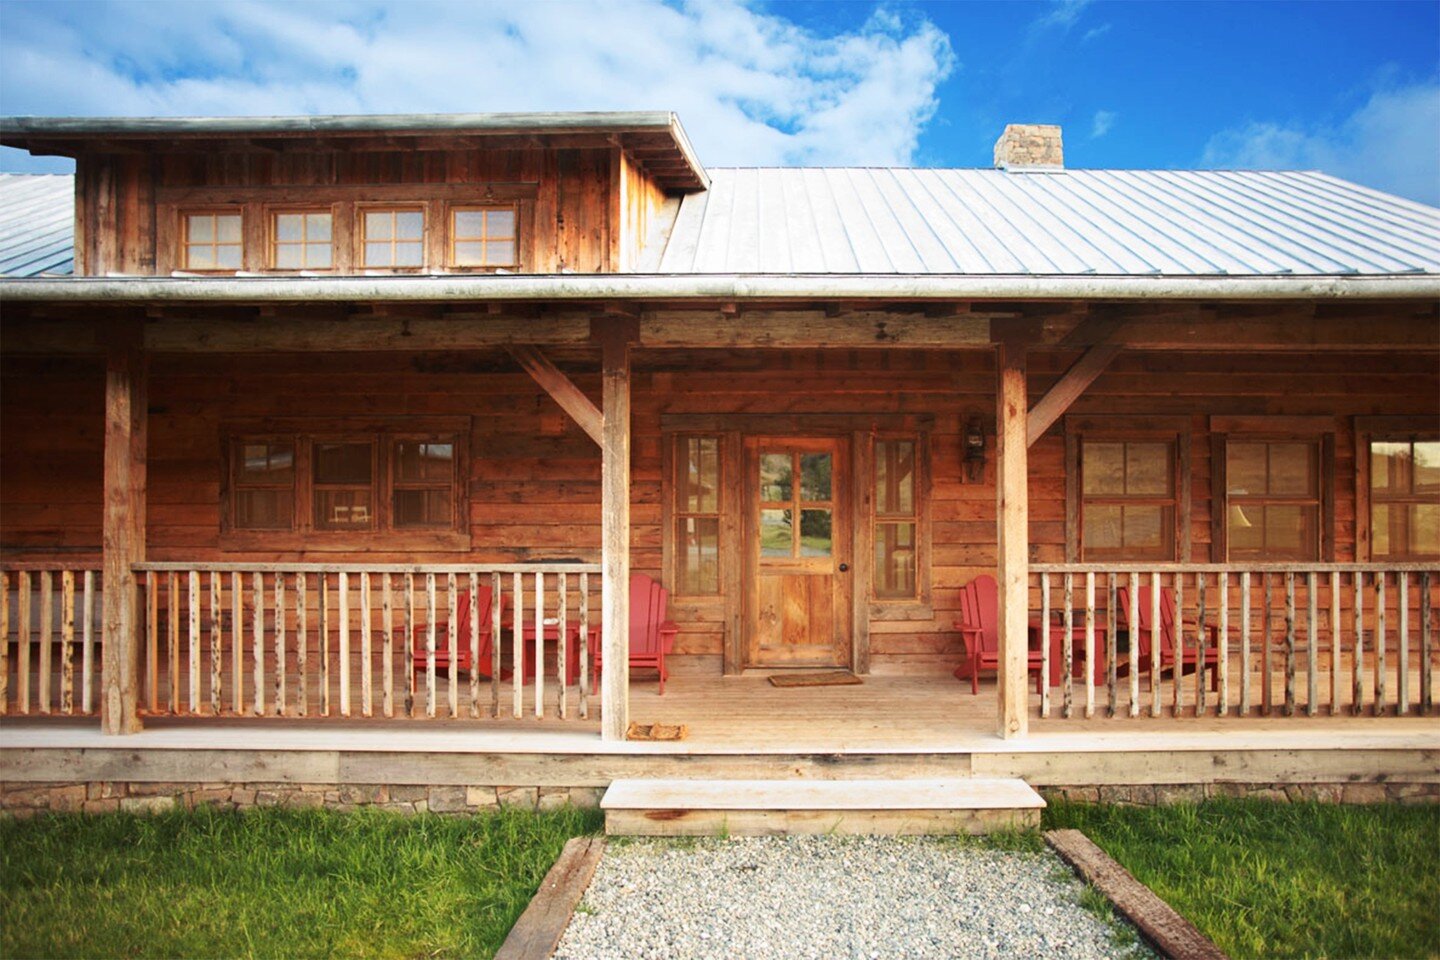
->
[993,124,1064,170]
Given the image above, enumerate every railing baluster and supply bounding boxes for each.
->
[1240,571,1252,716]
[16,571,30,714]
[1306,571,1318,716]
[1422,572,1433,716]
[1106,573,1117,718]
[1397,571,1409,716]
[231,572,243,713]
[295,573,307,717]
[274,573,286,716]
[83,571,96,715]
[0,571,8,715]
[1169,572,1180,717]
[1196,571,1208,716]
[1128,571,1140,718]
[252,571,264,716]
[424,572,437,719]
[404,573,415,718]
[469,571,481,720]
[579,572,590,719]
[382,573,394,718]
[60,570,75,714]
[187,570,199,714]
[491,571,502,719]
[1040,573,1051,719]
[1283,571,1295,716]
[1085,572,1096,719]
[558,572,569,721]
[534,571,545,720]
[1218,571,1229,717]
[210,572,222,714]
[1376,572,1387,715]
[1353,571,1365,716]
[37,571,53,714]
[338,572,351,718]
[1062,573,1074,720]
[1330,571,1341,716]
[447,572,459,719]
[320,574,331,717]
[145,571,157,712]
[512,571,523,720]
[1262,573,1272,715]
[360,572,373,718]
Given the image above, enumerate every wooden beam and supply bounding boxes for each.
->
[1026,343,1123,446]
[996,341,1029,740]
[599,322,632,742]
[641,311,992,348]
[100,322,146,735]
[506,345,603,446]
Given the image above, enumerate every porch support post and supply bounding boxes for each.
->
[599,322,632,741]
[101,320,146,735]
[996,340,1029,739]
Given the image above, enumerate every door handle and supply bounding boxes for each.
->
[838,563,849,573]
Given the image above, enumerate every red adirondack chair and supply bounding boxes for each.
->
[953,575,1046,695]
[588,572,679,695]
[410,586,505,680]
[1114,585,1220,691]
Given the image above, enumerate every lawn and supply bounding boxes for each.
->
[1044,799,1440,960]
[0,804,603,960]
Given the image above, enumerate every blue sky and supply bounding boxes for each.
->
[1,0,1437,203]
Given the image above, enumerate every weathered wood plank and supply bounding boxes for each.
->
[601,324,633,741]
[100,327,145,734]
[493,837,606,960]
[996,341,1029,738]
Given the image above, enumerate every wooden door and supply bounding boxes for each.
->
[743,437,852,669]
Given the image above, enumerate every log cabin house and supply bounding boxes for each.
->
[0,112,1437,820]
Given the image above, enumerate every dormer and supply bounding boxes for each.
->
[0,111,707,277]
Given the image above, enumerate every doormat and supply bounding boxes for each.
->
[626,722,689,741]
[768,672,864,688]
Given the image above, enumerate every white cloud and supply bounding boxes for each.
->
[0,0,955,171]
[1031,0,1093,33]
[1201,81,1440,205]
[1090,109,1116,139]
[1081,23,1110,43]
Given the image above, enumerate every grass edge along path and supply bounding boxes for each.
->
[1,804,603,960]
[1043,798,1440,960]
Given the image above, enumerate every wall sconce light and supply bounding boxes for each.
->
[963,415,987,484]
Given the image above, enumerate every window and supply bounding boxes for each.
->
[674,436,721,595]
[450,206,517,268]
[874,439,918,599]
[1080,439,1178,561]
[759,449,834,559]
[1225,441,1321,561]
[361,208,424,268]
[223,421,468,549]
[270,211,333,269]
[1369,438,1440,560]
[182,211,242,270]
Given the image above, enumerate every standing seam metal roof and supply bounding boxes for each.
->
[0,173,73,277]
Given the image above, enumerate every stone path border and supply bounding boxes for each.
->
[1045,828,1228,960]
[495,836,606,960]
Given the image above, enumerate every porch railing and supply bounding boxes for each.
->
[1030,564,1437,720]
[0,563,103,716]
[132,563,600,722]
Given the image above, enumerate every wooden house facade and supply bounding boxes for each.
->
[0,113,1437,813]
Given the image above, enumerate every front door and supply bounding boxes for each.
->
[743,436,852,669]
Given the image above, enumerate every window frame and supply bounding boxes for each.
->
[179,207,245,274]
[1356,416,1440,562]
[266,206,338,272]
[447,203,520,270]
[220,417,470,552]
[868,432,931,610]
[356,203,428,273]
[1210,416,1335,563]
[1066,416,1191,563]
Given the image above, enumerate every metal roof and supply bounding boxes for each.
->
[0,174,73,277]
[653,168,1440,276]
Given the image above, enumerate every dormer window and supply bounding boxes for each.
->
[182,210,243,271]
[270,210,333,270]
[361,207,425,269]
[450,205,517,268]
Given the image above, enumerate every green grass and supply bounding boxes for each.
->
[1044,799,1440,960]
[0,804,603,960]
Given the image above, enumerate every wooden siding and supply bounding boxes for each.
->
[73,144,671,277]
[2,335,1437,673]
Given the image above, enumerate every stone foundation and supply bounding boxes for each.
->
[1041,781,1440,806]
[0,780,605,818]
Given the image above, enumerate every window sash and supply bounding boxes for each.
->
[1078,437,1179,562]
[1369,438,1440,561]
[673,435,723,596]
[872,437,922,602]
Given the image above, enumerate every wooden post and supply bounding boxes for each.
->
[995,341,1029,739]
[101,323,146,735]
[600,322,632,741]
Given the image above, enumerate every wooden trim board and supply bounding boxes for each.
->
[602,777,1044,810]
[1046,829,1228,960]
[494,836,605,960]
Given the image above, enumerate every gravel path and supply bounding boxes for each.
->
[554,835,1149,960]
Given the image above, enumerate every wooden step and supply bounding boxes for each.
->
[601,777,1045,836]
